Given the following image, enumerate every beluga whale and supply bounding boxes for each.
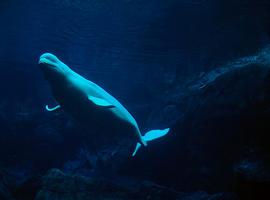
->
[38,53,170,156]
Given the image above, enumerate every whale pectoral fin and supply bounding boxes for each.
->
[88,95,115,108]
[45,105,61,112]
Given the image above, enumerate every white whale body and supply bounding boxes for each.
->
[39,53,170,156]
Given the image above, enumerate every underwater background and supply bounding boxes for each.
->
[1,0,270,199]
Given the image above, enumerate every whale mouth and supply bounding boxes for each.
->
[38,53,59,69]
[39,58,55,68]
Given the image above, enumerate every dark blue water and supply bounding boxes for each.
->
[0,0,270,199]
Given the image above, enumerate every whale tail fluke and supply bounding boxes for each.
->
[143,128,170,142]
[132,128,170,157]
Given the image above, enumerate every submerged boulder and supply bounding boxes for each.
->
[127,48,270,194]
[0,170,14,200]
[35,169,237,200]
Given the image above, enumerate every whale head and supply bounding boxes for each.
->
[39,53,70,82]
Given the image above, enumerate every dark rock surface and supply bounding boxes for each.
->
[125,48,270,195]
[0,170,14,200]
[34,169,237,200]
